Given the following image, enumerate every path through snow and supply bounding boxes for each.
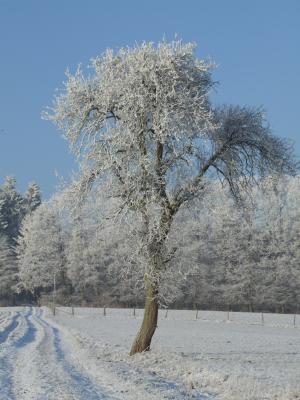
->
[0,308,119,400]
[0,307,210,400]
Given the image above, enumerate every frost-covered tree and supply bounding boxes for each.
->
[216,204,263,311]
[25,182,41,213]
[0,178,42,304]
[16,203,66,295]
[0,235,17,303]
[45,40,296,354]
[90,221,141,306]
[257,177,300,312]
[168,191,222,309]
[66,215,97,301]
[64,188,142,306]
[0,177,26,243]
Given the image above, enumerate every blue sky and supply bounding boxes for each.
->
[0,0,299,198]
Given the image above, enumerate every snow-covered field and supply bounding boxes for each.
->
[0,307,299,399]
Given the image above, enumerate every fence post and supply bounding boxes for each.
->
[72,306,74,316]
[133,308,136,318]
[53,305,56,316]
[261,313,264,326]
[103,307,106,317]
[294,314,296,328]
[196,310,199,320]
[227,310,230,322]
[165,309,168,319]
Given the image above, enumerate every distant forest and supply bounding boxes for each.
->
[0,175,299,313]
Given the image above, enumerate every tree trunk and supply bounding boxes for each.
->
[130,282,158,355]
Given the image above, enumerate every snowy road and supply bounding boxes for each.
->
[0,307,209,400]
[0,307,120,400]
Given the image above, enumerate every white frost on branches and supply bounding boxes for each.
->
[44,39,296,306]
[16,202,66,294]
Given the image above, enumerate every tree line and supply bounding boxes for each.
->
[1,175,299,314]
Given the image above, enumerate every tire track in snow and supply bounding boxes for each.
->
[0,308,34,400]
[52,325,116,399]
[0,313,20,345]
[14,308,119,400]
[38,311,119,399]
[0,312,12,328]
[14,308,82,400]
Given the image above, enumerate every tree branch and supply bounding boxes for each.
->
[173,141,231,209]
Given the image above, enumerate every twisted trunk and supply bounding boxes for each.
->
[130,281,158,355]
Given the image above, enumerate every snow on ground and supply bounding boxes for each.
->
[46,307,300,400]
[0,307,122,400]
[0,307,299,399]
[0,307,210,400]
